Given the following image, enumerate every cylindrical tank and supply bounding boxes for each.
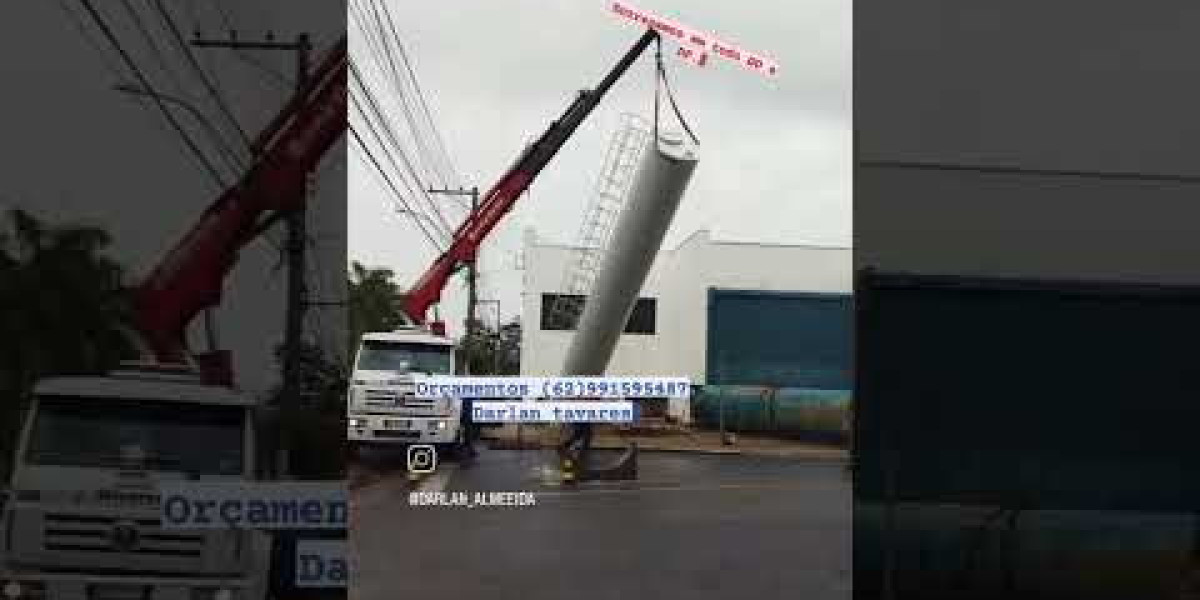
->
[701,385,774,432]
[694,386,852,437]
[773,387,852,438]
[562,131,699,376]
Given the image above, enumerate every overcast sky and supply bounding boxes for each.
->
[349,0,851,335]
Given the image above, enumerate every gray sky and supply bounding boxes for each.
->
[348,0,851,336]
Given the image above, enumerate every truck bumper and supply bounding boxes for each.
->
[347,414,460,445]
[0,569,261,599]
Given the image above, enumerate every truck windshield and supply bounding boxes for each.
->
[25,396,244,476]
[356,340,452,374]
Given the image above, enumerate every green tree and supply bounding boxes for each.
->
[0,209,133,470]
[267,341,348,479]
[347,261,406,350]
[457,318,521,375]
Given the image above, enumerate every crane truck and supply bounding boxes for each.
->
[345,29,662,461]
[0,37,347,600]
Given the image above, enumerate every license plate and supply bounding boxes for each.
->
[384,419,410,430]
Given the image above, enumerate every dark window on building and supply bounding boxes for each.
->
[626,297,656,334]
[540,293,656,334]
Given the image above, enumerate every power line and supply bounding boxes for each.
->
[352,0,462,212]
[362,0,450,190]
[349,65,438,232]
[118,0,191,102]
[350,124,445,253]
[349,59,454,241]
[383,0,460,187]
[207,0,295,90]
[55,0,131,91]
[62,0,241,182]
[350,93,450,247]
[78,0,227,189]
[154,0,253,155]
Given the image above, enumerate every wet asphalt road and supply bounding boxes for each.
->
[350,447,851,600]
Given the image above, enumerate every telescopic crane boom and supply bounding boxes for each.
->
[132,37,348,378]
[402,30,659,325]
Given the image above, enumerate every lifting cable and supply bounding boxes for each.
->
[651,36,701,146]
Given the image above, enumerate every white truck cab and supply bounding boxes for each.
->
[0,365,271,600]
[346,327,463,451]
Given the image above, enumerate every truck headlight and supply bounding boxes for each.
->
[436,420,447,430]
[349,418,366,428]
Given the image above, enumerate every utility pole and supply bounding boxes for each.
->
[193,31,312,477]
[478,299,502,374]
[428,185,480,373]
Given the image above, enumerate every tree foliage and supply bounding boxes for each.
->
[0,209,133,471]
[347,259,522,375]
[457,318,521,375]
[267,340,348,479]
[0,209,133,386]
[348,261,406,350]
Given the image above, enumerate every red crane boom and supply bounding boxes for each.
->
[132,37,347,374]
[403,30,659,324]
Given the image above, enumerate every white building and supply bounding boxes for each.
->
[520,228,851,423]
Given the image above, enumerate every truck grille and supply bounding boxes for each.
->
[89,584,149,600]
[92,491,160,511]
[363,389,433,408]
[373,430,420,439]
[43,513,205,558]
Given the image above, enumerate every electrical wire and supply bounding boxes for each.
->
[154,0,253,155]
[362,0,440,181]
[352,0,463,211]
[78,0,227,189]
[63,0,231,183]
[350,64,439,227]
[208,0,295,90]
[351,102,450,249]
[350,59,454,241]
[118,0,192,103]
[380,0,460,187]
[350,128,444,254]
[118,0,246,180]
[350,124,445,253]
[56,0,127,81]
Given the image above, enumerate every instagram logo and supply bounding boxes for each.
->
[406,444,437,474]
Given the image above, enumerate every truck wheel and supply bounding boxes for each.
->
[349,441,372,461]
[438,429,466,461]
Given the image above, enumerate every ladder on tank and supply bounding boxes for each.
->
[545,113,652,328]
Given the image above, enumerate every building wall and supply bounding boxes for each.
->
[520,231,665,380]
[521,229,851,422]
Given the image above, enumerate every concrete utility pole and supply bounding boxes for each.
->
[192,31,312,477]
[428,185,480,373]
[478,299,502,374]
